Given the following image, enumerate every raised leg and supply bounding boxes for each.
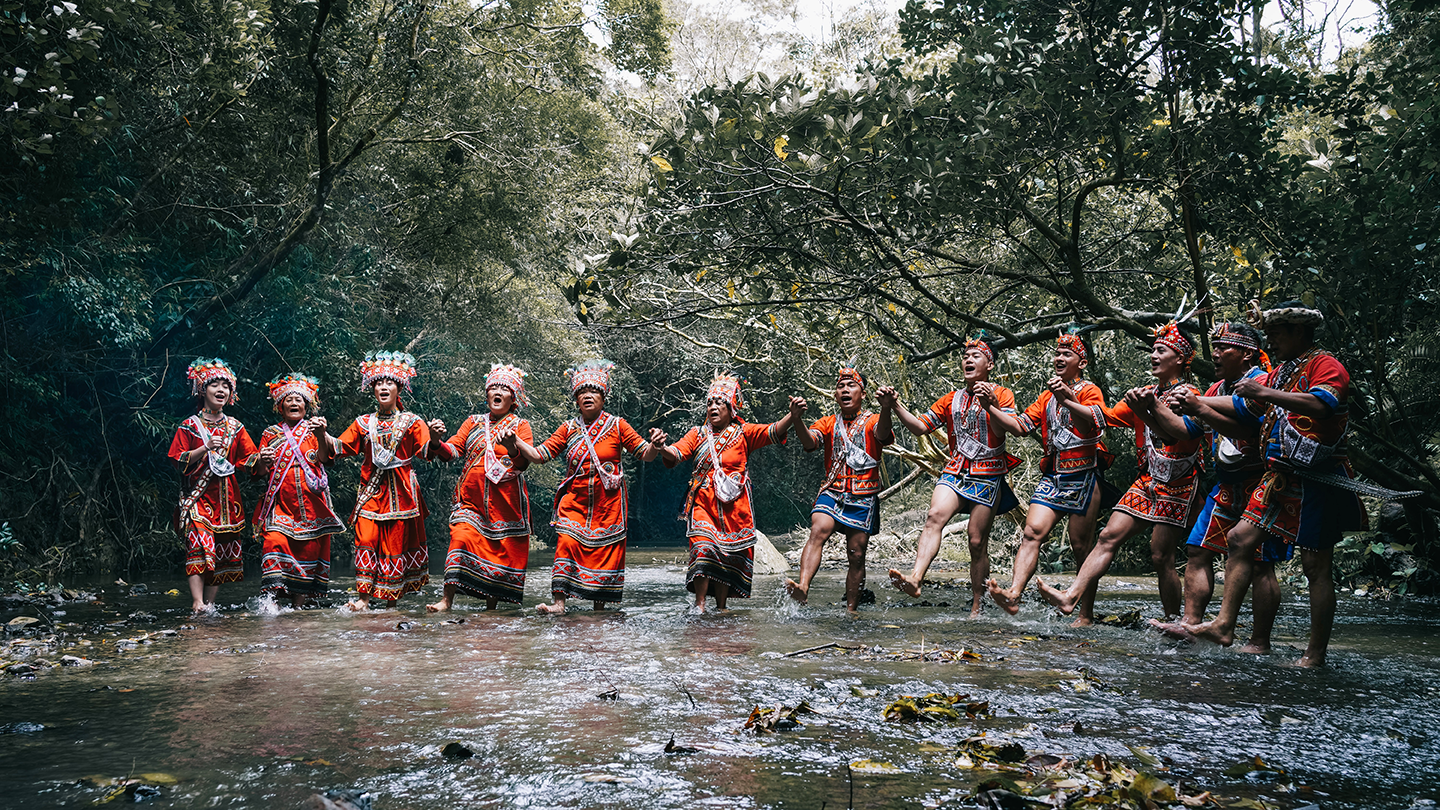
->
[988,504,1061,615]
[1037,510,1140,625]
[1183,520,1263,646]
[889,486,962,597]
[786,512,838,604]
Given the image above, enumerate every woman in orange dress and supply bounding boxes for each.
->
[502,359,665,614]
[168,358,257,613]
[426,364,533,611]
[332,351,432,611]
[660,373,801,612]
[252,373,343,608]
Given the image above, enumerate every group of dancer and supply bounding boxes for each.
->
[169,299,1365,665]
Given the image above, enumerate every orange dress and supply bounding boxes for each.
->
[253,422,344,598]
[168,414,257,583]
[666,420,787,598]
[337,412,431,601]
[1106,383,1207,527]
[536,412,652,602]
[434,412,533,604]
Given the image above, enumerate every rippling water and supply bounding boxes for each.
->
[2,551,1437,809]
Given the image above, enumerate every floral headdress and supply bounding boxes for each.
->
[267,373,320,410]
[565,359,615,398]
[836,355,864,388]
[484,363,530,409]
[188,358,238,402]
[1150,321,1195,366]
[963,336,994,365]
[705,372,745,413]
[358,351,418,392]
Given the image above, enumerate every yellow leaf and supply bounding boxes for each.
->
[1231,246,1250,267]
[773,135,789,161]
[791,282,800,296]
[697,269,708,280]
[888,302,897,313]
[769,313,777,327]
[1152,117,1170,127]
[727,280,736,299]
[650,155,673,172]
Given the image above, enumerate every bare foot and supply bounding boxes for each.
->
[1183,620,1235,647]
[425,600,450,613]
[986,578,1020,616]
[887,568,921,597]
[1149,618,1196,641]
[345,598,369,612]
[1069,616,1094,627]
[1238,641,1271,654]
[1295,654,1326,668]
[969,596,983,619]
[783,578,808,605]
[846,608,860,619]
[1034,578,1077,616]
[537,602,566,615]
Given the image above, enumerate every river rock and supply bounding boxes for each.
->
[7,616,41,628]
[61,655,94,667]
[304,789,372,810]
[752,530,789,575]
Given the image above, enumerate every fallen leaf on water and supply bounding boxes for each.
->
[1129,772,1177,801]
[1128,745,1162,766]
[580,772,634,784]
[1179,791,1214,806]
[850,758,903,774]
[164,589,180,596]
[744,701,814,733]
[137,773,178,785]
[850,685,878,697]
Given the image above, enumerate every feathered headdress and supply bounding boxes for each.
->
[963,336,994,365]
[188,358,238,401]
[484,363,530,409]
[565,359,615,397]
[358,351,418,392]
[1150,321,1195,366]
[267,373,320,409]
[705,372,745,413]
[836,355,864,387]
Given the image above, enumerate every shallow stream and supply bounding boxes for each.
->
[1,551,1437,809]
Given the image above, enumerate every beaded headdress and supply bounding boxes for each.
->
[1056,333,1089,364]
[963,337,994,365]
[358,351,418,392]
[1150,321,1195,365]
[484,363,530,409]
[188,358,238,401]
[566,359,615,397]
[1211,321,1261,351]
[705,372,745,413]
[268,373,320,408]
[836,356,864,387]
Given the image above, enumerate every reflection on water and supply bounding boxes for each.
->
[2,551,1438,809]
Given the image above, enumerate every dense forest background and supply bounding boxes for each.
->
[1,0,1436,592]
